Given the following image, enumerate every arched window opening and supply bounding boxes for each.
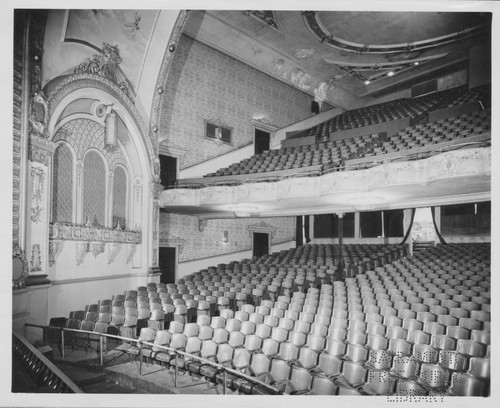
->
[112,166,127,229]
[82,150,106,226]
[52,143,73,223]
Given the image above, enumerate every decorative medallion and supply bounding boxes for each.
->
[293,48,316,59]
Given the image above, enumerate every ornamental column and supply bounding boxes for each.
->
[26,134,57,285]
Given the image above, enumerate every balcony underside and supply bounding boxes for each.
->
[159,147,491,218]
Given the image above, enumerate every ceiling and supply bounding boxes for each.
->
[183,10,491,109]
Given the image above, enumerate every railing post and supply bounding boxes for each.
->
[61,330,65,359]
[223,369,226,395]
[174,352,178,389]
[139,342,143,375]
[99,336,104,366]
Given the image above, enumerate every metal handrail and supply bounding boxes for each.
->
[25,323,283,395]
[12,331,83,393]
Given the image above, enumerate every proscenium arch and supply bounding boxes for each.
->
[46,73,155,184]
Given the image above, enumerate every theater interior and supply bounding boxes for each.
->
[6,4,497,405]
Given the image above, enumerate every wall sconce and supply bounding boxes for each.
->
[222,230,229,244]
[97,103,118,152]
[104,107,118,151]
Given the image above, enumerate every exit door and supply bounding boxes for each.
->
[159,247,176,284]
[254,129,270,155]
[253,232,269,258]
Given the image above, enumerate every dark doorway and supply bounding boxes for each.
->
[253,232,269,258]
[159,247,176,284]
[159,155,177,189]
[254,129,270,155]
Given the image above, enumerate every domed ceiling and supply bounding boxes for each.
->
[182,10,491,109]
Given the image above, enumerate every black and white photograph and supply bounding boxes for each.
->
[2,1,498,407]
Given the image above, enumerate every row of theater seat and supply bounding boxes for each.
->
[204,108,490,178]
[52,242,490,395]
[296,85,488,140]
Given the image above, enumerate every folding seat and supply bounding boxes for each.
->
[360,369,396,396]
[325,338,346,356]
[255,323,272,340]
[263,315,279,328]
[310,322,328,337]
[284,309,299,322]
[348,319,366,332]
[468,357,490,380]
[332,309,348,319]
[395,379,427,396]
[447,372,489,397]
[418,363,451,390]
[328,327,347,342]
[336,361,367,388]
[456,339,486,359]
[149,302,162,311]
[344,344,368,363]
[209,316,226,330]
[227,330,245,349]
[436,315,458,327]
[470,330,490,345]
[278,342,300,364]
[242,334,262,354]
[397,309,416,320]
[366,334,388,350]
[386,326,407,340]
[119,315,138,340]
[126,327,156,370]
[449,307,469,319]
[71,310,85,321]
[470,310,490,322]
[238,320,255,336]
[459,318,482,332]
[430,334,456,351]
[446,325,470,340]
[196,314,211,327]
[185,339,218,376]
[261,358,292,392]
[347,330,367,346]
[306,334,326,353]
[234,310,249,322]
[310,374,337,395]
[438,349,467,372]
[390,355,419,380]
[240,304,255,314]
[182,322,199,338]
[148,329,172,364]
[423,322,446,336]
[271,327,289,343]
[168,320,184,336]
[147,309,165,331]
[402,318,423,332]
[388,339,412,356]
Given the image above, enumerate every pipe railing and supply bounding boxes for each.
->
[24,323,283,395]
[12,331,83,393]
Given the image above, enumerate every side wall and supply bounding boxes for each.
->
[161,34,314,170]
[160,214,296,278]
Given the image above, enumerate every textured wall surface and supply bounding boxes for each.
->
[161,34,314,169]
[160,213,295,263]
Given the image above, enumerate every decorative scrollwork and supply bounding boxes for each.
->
[13,247,29,289]
[74,43,134,103]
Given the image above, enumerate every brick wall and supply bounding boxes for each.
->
[160,34,314,169]
[160,213,295,263]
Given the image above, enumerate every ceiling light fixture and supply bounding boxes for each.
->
[414,61,420,66]
[364,80,371,85]
[387,71,395,77]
